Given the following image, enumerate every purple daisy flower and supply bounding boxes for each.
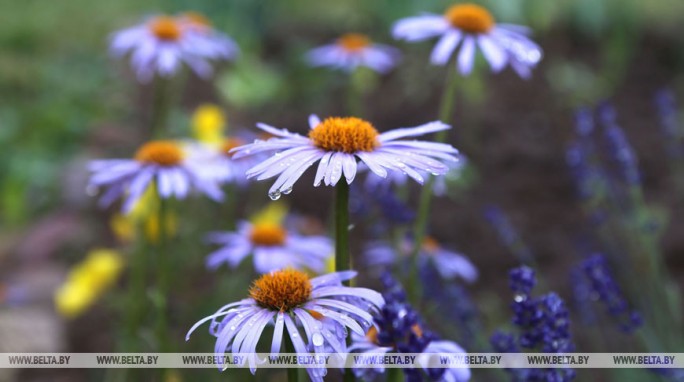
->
[231,115,461,200]
[205,220,333,273]
[185,137,256,187]
[365,237,478,283]
[306,33,401,74]
[88,140,223,212]
[392,3,542,78]
[110,13,238,82]
[186,269,384,381]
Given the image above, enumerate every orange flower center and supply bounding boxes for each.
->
[182,12,211,28]
[444,4,495,34]
[422,236,440,255]
[411,323,423,338]
[249,223,287,246]
[149,16,182,41]
[222,138,245,158]
[337,33,371,52]
[249,269,312,311]
[308,117,379,153]
[134,141,184,166]
[366,326,379,344]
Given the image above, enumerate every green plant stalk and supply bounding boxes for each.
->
[334,181,356,382]
[155,196,170,353]
[126,224,148,350]
[151,76,171,139]
[335,181,351,285]
[387,368,404,382]
[284,334,299,382]
[409,70,459,301]
[347,69,365,117]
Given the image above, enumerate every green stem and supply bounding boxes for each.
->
[408,70,459,301]
[387,368,404,382]
[155,197,170,353]
[347,69,364,117]
[284,334,299,382]
[334,181,351,284]
[151,76,171,139]
[335,181,356,382]
[125,228,147,351]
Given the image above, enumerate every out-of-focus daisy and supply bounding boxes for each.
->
[88,140,223,212]
[185,137,255,187]
[204,204,333,273]
[186,269,384,381]
[231,115,460,199]
[392,3,542,78]
[306,33,401,73]
[365,236,478,283]
[110,13,238,82]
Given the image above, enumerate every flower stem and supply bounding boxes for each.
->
[409,70,459,301]
[334,181,356,381]
[155,196,170,353]
[335,181,351,284]
[284,335,298,382]
[126,227,147,350]
[387,368,404,382]
[151,76,171,139]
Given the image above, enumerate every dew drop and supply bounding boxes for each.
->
[312,333,324,347]
[514,294,526,303]
[85,184,98,196]
[268,190,282,200]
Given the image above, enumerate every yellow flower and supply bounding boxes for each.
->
[83,249,125,290]
[55,283,97,319]
[250,202,287,226]
[110,185,178,244]
[192,104,226,144]
[54,249,125,319]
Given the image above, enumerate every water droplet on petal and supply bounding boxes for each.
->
[268,190,281,200]
[85,184,98,196]
[312,332,324,346]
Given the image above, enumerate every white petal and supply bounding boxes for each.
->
[457,36,476,75]
[308,114,321,129]
[430,30,461,65]
[478,35,507,72]
[392,15,450,42]
[378,121,450,142]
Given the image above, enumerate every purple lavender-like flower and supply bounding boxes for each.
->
[483,205,535,264]
[420,261,481,349]
[350,273,471,382]
[578,254,642,333]
[654,89,684,161]
[491,266,576,381]
[574,107,595,137]
[350,182,415,227]
[598,103,641,186]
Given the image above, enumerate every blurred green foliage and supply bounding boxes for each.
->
[1,0,683,228]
